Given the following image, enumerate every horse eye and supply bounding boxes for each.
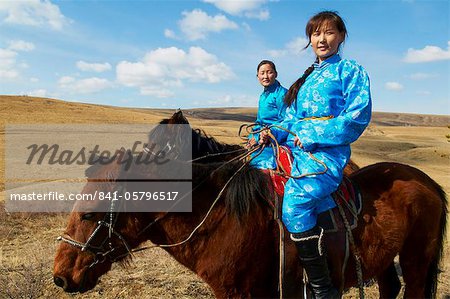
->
[81,213,95,221]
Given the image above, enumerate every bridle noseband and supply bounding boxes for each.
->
[57,191,133,269]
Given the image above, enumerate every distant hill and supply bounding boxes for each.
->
[183,108,450,127]
[0,95,449,126]
[369,112,450,127]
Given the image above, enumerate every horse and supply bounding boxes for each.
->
[53,145,447,298]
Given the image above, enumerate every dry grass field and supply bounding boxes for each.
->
[0,96,449,298]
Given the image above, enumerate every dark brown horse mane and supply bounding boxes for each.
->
[223,163,273,218]
[154,113,243,162]
[158,114,228,149]
[159,112,214,140]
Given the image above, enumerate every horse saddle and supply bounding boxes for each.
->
[262,146,362,233]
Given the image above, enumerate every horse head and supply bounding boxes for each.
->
[145,110,192,160]
[52,149,150,293]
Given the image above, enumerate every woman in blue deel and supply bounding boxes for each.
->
[261,11,371,298]
[248,60,287,169]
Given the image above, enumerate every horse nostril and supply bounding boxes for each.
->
[53,276,67,289]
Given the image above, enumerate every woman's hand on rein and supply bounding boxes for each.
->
[294,136,303,148]
[258,129,270,145]
[246,138,257,149]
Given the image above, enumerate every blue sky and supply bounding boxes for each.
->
[0,0,448,114]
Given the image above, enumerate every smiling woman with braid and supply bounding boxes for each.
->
[260,11,372,299]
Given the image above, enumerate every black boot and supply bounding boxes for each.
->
[291,226,340,299]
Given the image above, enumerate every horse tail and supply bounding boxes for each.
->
[424,181,448,298]
[225,165,273,219]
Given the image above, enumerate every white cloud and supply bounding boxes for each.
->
[58,76,113,94]
[76,60,112,73]
[268,37,308,57]
[58,76,75,84]
[244,8,269,20]
[140,86,175,98]
[116,46,235,98]
[18,62,29,69]
[0,40,36,80]
[408,72,438,80]
[179,9,238,41]
[242,22,252,32]
[164,29,177,39]
[0,48,17,62]
[403,41,450,63]
[203,0,269,20]
[416,90,431,95]
[207,95,232,105]
[0,48,19,79]
[0,0,70,30]
[8,40,35,51]
[26,89,47,97]
[207,94,257,107]
[385,81,404,91]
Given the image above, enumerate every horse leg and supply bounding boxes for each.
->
[398,183,444,298]
[399,238,433,298]
[376,261,401,299]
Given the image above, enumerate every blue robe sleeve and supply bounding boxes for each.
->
[277,91,288,120]
[293,64,371,151]
[251,83,288,143]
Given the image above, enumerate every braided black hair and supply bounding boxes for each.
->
[284,64,314,107]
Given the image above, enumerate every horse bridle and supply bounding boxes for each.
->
[143,142,173,157]
[57,188,133,269]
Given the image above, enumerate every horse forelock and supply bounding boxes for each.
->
[160,119,169,124]
[85,163,120,182]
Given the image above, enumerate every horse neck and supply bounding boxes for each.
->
[140,200,227,270]
[132,163,235,268]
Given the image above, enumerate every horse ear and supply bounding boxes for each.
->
[85,163,99,178]
[172,109,189,124]
[88,154,101,165]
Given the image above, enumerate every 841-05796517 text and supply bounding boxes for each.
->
[98,191,179,201]
[9,191,179,201]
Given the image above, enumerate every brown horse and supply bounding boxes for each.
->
[53,146,447,298]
